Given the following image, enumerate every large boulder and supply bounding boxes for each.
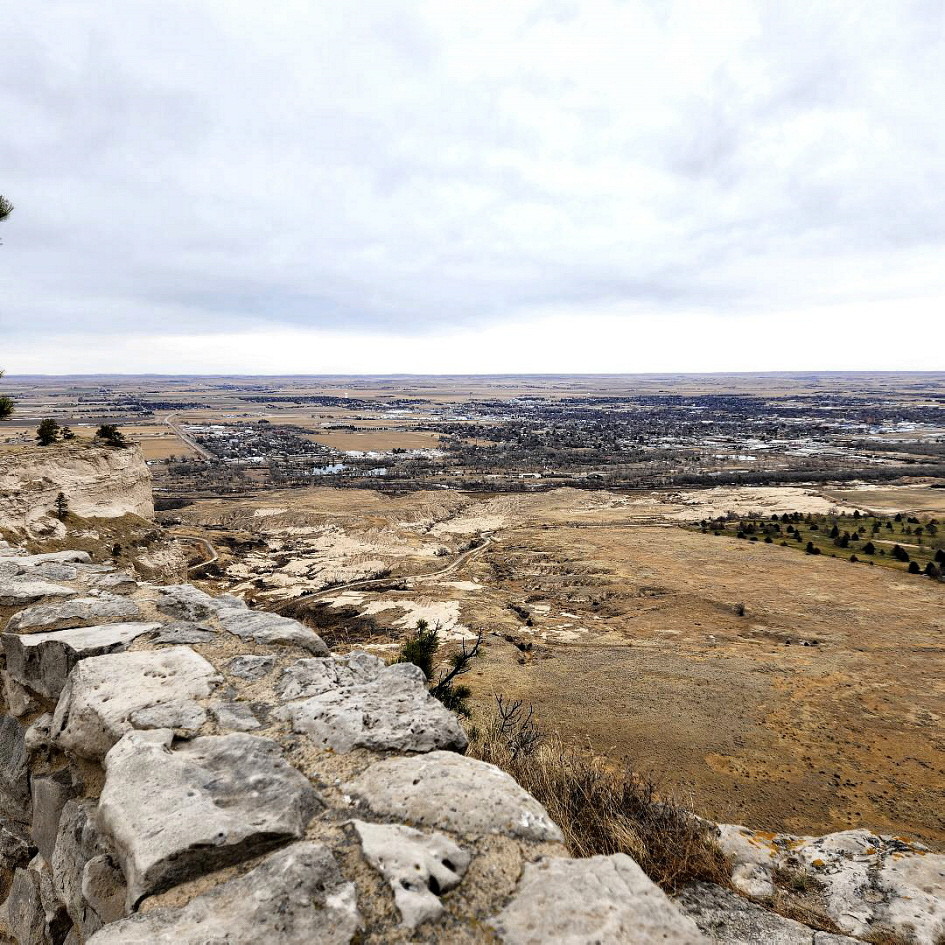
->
[276,653,468,754]
[3,622,161,700]
[489,854,706,945]
[97,729,319,906]
[85,843,359,944]
[7,595,141,633]
[345,751,562,843]
[52,646,220,759]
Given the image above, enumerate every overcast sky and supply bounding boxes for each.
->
[2,0,944,373]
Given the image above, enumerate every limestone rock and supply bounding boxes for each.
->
[718,824,945,944]
[225,654,275,679]
[86,842,360,944]
[7,595,141,632]
[346,751,562,843]
[129,700,208,731]
[2,670,40,718]
[149,622,217,645]
[88,572,138,594]
[8,552,92,567]
[97,729,319,906]
[3,622,162,700]
[214,602,329,654]
[490,854,705,945]
[52,800,127,938]
[30,768,73,862]
[210,701,260,731]
[0,866,47,945]
[675,882,860,944]
[278,653,468,754]
[0,580,77,607]
[52,646,220,759]
[352,819,470,928]
[27,563,79,582]
[156,584,329,653]
[155,584,217,622]
[0,716,31,823]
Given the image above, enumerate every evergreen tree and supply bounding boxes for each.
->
[95,424,129,448]
[36,418,60,446]
[54,492,68,521]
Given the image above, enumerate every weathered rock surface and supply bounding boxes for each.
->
[2,530,940,945]
[346,751,563,842]
[214,601,329,653]
[7,595,140,632]
[3,622,161,699]
[353,820,470,928]
[676,882,859,944]
[156,583,329,653]
[0,716,31,822]
[52,646,220,758]
[0,444,153,535]
[85,842,360,944]
[52,800,126,939]
[718,824,945,944]
[490,854,706,945]
[30,769,74,862]
[225,654,275,679]
[0,581,76,607]
[97,729,319,906]
[277,653,468,753]
[209,700,259,731]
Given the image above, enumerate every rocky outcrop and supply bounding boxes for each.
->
[0,446,153,536]
[0,538,942,944]
[0,541,704,944]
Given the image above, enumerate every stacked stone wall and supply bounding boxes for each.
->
[0,543,704,944]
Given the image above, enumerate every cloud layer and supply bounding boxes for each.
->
[2,1,944,370]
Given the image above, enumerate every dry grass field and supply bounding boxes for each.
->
[176,483,945,848]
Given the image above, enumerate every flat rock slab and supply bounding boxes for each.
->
[156,584,328,654]
[675,883,859,945]
[490,854,706,945]
[97,729,319,906]
[3,622,162,700]
[214,604,329,654]
[86,842,359,945]
[0,580,77,606]
[277,653,468,753]
[53,646,220,759]
[352,819,470,928]
[718,824,945,943]
[149,622,217,645]
[7,595,140,632]
[225,654,275,679]
[345,751,562,843]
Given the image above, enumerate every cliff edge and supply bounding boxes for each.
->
[0,445,153,536]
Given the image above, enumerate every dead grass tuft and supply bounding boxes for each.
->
[467,697,731,892]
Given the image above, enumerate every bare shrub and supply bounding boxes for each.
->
[468,698,730,892]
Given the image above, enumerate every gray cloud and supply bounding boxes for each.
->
[2,0,945,347]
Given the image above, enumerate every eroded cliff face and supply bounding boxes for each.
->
[0,446,153,536]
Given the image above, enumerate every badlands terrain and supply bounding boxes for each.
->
[165,481,945,848]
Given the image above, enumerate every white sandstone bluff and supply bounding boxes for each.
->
[0,542,941,944]
[0,445,153,537]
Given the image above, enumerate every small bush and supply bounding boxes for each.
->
[396,620,482,717]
